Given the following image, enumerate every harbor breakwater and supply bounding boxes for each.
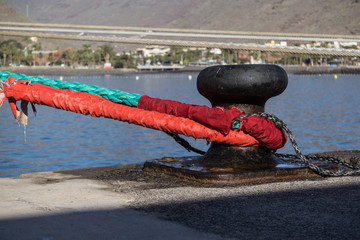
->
[1,65,360,76]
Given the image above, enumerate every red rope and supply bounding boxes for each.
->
[3,78,260,147]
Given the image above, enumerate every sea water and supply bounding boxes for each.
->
[0,73,359,177]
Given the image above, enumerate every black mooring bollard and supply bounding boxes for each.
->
[144,64,324,184]
[196,64,288,171]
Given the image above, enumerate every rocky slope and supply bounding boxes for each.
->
[4,0,360,35]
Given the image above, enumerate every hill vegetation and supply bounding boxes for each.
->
[0,0,33,23]
[4,0,360,35]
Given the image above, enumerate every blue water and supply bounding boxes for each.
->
[0,73,359,177]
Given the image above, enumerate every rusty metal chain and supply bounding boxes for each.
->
[232,113,360,177]
[168,112,360,177]
[0,78,10,92]
[0,77,18,92]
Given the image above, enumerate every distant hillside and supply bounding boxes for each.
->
[4,0,360,35]
[0,0,77,50]
[0,0,33,43]
[0,0,33,22]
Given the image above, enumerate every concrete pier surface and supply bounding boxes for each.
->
[1,152,359,240]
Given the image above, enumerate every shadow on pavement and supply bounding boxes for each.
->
[1,183,359,240]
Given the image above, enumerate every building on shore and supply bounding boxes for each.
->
[29,48,72,66]
[136,45,171,58]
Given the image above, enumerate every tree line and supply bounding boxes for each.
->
[0,39,135,68]
[0,39,225,68]
[1,38,357,68]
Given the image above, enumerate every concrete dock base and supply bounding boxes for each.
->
[0,169,224,240]
[1,152,359,240]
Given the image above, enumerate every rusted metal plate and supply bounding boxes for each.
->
[143,156,336,185]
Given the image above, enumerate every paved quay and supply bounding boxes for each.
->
[2,65,360,76]
[1,153,359,240]
[0,169,226,240]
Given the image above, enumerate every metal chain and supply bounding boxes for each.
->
[0,77,18,92]
[274,153,360,170]
[166,132,206,155]
[232,113,360,176]
[0,78,10,92]
[168,113,360,177]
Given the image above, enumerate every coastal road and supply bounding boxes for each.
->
[1,25,360,43]
[1,22,360,56]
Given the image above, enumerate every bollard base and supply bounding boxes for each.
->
[143,156,336,185]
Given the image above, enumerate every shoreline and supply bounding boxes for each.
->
[1,65,360,76]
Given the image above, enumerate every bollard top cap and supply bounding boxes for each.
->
[197,64,288,107]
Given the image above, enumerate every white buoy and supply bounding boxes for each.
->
[136,76,139,80]
[188,75,192,80]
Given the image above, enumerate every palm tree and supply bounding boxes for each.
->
[82,44,94,66]
[222,49,237,64]
[13,48,25,65]
[24,54,34,66]
[61,50,72,66]
[270,52,281,64]
[74,44,93,66]
[0,44,8,65]
[93,50,102,65]
[0,40,23,65]
[30,42,42,65]
[47,55,56,66]
[97,44,115,63]
[250,51,261,63]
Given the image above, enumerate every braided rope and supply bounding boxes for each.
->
[2,71,358,176]
[0,71,141,107]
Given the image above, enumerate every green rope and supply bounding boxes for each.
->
[0,71,141,107]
